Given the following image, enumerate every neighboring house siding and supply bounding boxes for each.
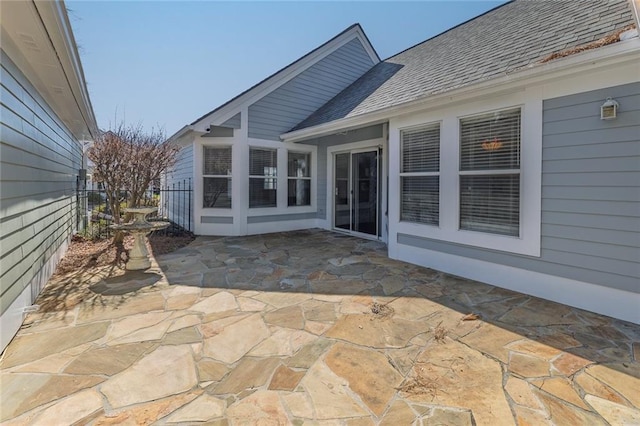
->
[0,51,82,318]
[248,38,375,141]
[398,82,640,294]
[163,143,194,231]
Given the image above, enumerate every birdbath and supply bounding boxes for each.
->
[111,207,169,270]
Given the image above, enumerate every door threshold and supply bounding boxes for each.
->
[331,228,385,243]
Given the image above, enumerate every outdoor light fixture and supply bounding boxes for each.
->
[600,97,619,120]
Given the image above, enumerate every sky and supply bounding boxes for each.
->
[67,1,506,138]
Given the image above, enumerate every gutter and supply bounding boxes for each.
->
[281,38,640,143]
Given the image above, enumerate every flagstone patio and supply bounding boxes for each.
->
[1,229,639,425]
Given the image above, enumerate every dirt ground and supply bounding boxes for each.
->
[54,233,195,275]
[33,233,195,314]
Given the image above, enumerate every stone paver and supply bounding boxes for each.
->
[1,229,638,425]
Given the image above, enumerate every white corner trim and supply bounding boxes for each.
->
[392,244,640,324]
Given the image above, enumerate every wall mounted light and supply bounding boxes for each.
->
[600,97,619,120]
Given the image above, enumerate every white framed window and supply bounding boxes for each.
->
[459,108,521,236]
[249,147,277,208]
[203,146,232,208]
[288,151,311,206]
[400,123,440,225]
[391,96,540,256]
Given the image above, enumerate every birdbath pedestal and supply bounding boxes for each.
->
[111,207,169,270]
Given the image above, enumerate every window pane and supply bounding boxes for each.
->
[460,174,519,236]
[249,178,276,208]
[460,108,520,171]
[250,148,277,176]
[288,179,311,206]
[288,152,310,177]
[203,177,231,208]
[401,124,440,173]
[401,176,439,225]
[204,147,231,175]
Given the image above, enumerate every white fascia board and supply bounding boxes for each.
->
[35,0,99,139]
[167,125,196,145]
[191,26,375,132]
[281,38,640,142]
[353,27,380,64]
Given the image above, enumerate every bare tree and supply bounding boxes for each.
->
[87,123,179,243]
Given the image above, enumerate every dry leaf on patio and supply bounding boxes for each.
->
[369,302,394,319]
[461,313,481,321]
[433,321,447,343]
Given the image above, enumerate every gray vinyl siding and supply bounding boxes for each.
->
[0,50,83,314]
[169,143,194,183]
[221,113,241,129]
[248,38,375,141]
[398,82,640,294]
[164,143,194,231]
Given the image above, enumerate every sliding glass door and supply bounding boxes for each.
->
[333,149,380,237]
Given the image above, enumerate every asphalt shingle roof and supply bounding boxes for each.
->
[292,0,636,131]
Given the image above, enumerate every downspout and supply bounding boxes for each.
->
[630,0,640,29]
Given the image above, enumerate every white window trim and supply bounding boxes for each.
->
[390,94,542,257]
[246,138,317,216]
[458,107,521,237]
[201,143,233,211]
[399,121,441,226]
[249,146,278,209]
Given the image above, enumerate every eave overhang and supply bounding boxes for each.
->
[281,38,640,143]
[0,0,98,141]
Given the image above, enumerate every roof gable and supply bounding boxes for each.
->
[247,38,377,141]
[188,24,379,132]
[293,0,637,131]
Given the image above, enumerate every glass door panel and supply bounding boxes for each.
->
[334,153,351,231]
[353,151,378,236]
[333,150,379,237]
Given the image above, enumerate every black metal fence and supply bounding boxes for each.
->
[76,179,193,239]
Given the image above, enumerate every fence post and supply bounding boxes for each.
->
[172,182,176,232]
[188,178,192,232]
